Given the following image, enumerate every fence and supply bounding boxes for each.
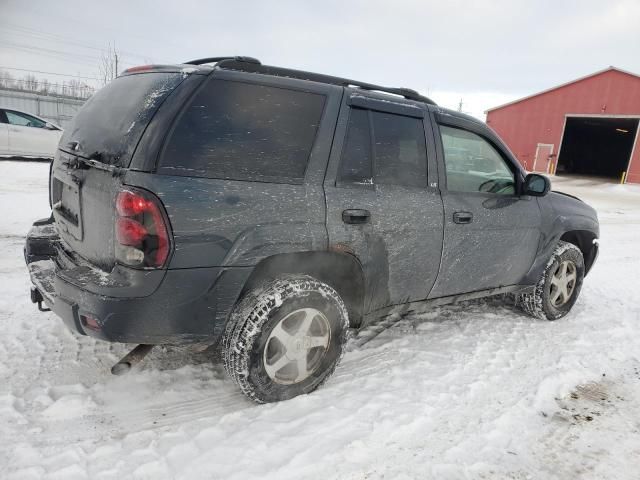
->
[0,87,89,129]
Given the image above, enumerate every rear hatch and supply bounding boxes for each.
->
[51,70,189,270]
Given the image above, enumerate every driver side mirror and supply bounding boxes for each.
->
[44,122,58,130]
[523,173,551,197]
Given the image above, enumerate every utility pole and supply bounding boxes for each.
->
[115,52,119,78]
[458,98,463,112]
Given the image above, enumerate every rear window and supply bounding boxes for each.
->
[60,72,185,166]
[159,79,325,183]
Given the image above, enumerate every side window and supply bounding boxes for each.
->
[339,107,428,188]
[6,111,46,128]
[439,125,516,195]
[339,108,373,184]
[161,79,325,183]
[371,111,427,188]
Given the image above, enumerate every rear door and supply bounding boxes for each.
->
[324,93,444,317]
[428,112,542,298]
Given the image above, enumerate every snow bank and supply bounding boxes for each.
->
[1,161,639,479]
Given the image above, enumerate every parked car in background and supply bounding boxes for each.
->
[0,108,62,159]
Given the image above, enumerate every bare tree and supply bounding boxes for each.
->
[99,42,120,86]
[40,78,50,95]
[64,79,87,98]
[23,74,39,91]
[0,70,15,89]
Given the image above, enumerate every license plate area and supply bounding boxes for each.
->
[52,174,83,241]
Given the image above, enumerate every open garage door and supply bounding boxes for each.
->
[556,116,639,179]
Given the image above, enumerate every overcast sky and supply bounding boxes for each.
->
[1,0,639,119]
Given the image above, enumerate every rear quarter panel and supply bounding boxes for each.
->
[123,172,328,268]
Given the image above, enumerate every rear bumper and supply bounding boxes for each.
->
[25,218,251,345]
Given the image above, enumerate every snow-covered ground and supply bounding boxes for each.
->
[1,161,639,480]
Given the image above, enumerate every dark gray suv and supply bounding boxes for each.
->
[25,57,599,403]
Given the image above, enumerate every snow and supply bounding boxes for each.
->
[1,161,640,479]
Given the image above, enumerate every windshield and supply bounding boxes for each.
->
[59,72,185,166]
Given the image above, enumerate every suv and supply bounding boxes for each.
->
[25,57,599,403]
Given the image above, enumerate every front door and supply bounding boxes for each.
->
[324,94,444,318]
[428,116,542,298]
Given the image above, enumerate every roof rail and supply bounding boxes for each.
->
[184,56,261,66]
[215,59,436,105]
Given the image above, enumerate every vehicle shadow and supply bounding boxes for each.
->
[84,294,529,433]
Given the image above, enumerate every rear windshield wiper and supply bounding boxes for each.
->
[62,151,123,175]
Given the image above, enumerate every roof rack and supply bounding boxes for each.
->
[184,56,261,66]
[208,57,436,105]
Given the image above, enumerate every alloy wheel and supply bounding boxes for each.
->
[550,260,577,307]
[263,308,331,385]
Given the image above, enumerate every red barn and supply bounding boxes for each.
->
[485,67,640,184]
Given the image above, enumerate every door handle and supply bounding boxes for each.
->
[453,211,473,224]
[342,209,371,224]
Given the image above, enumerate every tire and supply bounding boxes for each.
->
[223,275,349,403]
[518,241,585,321]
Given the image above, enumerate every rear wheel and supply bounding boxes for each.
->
[518,241,585,320]
[223,275,349,403]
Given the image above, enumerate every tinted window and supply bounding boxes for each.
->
[61,72,185,166]
[6,110,46,128]
[339,108,372,184]
[339,108,427,187]
[440,125,515,195]
[161,79,325,183]
[372,111,427,187]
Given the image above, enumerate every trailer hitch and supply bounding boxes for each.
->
[30,287,51,312]
[111,344,154,375]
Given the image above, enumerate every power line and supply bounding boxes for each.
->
[0,23,159,62]
[2,41,104,63]
[0,67,101,81]
[0,77,95,88]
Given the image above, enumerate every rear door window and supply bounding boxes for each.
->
[160,79,326,183]
[339,108,373,184]
[338,107,428,188]
[371,111,427,187]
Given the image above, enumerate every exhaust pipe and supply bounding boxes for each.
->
[111,344,154,375]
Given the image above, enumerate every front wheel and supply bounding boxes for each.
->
[223,275,349,403]
[518,241,585,320]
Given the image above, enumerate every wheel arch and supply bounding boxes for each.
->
[559,230,598,275]
[241,251,366,328]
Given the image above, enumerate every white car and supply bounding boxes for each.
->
[0,108,63,159]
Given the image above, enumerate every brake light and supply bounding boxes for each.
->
[115,189,171,268]
[116,191,149,216]
[123,65,155,74]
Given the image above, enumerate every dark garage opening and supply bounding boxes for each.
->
[556,116,639,179]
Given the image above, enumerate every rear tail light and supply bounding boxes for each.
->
[115,188,171,268]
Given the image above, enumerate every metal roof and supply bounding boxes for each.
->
[485,66,640,113]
